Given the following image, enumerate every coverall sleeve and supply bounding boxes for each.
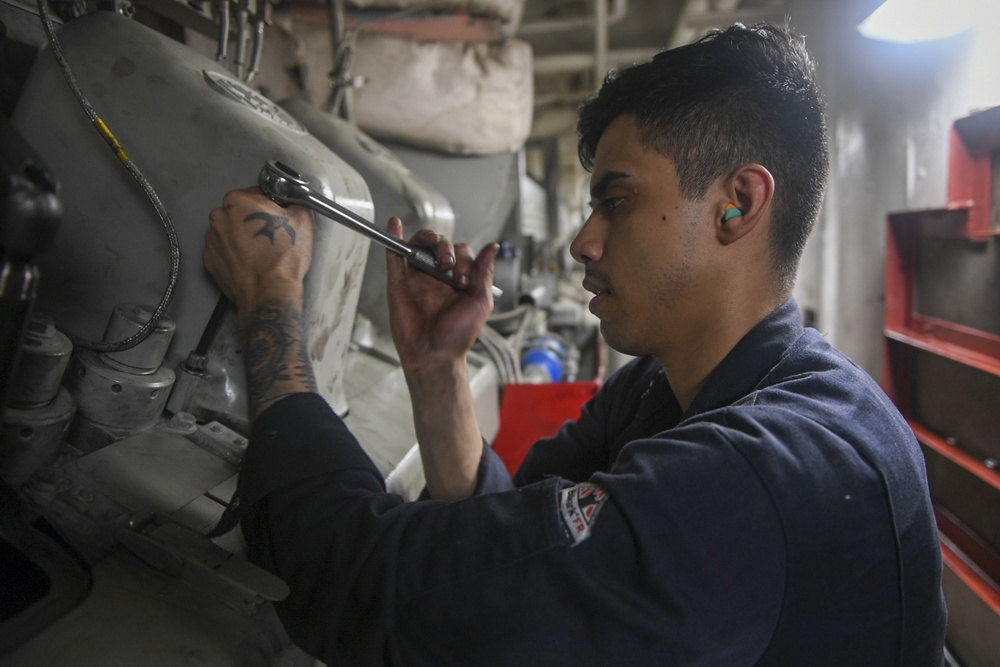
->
[227,392,785,667]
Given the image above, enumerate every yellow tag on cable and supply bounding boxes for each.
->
[93,118,130,164]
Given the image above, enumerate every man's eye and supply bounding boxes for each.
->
[605,198,624,212]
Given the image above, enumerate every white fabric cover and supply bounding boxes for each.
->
[352,31,533,155]
[347,0,524,26]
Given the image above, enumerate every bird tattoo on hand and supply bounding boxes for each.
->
[245,211,297,244]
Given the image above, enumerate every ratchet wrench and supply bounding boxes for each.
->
[258,160,502,298]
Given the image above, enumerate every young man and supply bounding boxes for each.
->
[205,23,946,666]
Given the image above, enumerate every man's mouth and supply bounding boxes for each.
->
[582,269,611,296]
[582,270,611,314]
[582,278,603,296]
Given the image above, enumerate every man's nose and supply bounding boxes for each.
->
[569,214,603,265]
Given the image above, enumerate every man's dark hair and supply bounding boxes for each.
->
[577,23,829,291]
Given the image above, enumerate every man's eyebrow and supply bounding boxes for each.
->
[589,171,631,200]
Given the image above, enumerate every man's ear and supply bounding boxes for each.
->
[715,163,774,246]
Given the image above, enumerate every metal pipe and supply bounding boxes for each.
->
[594,0,609,89]
[533,48,659,75]
[518,0,628,36]
[683,8,785,30]
[244,0,269,82]
[233,0,249,78]
[327,0,345,74]
[323,0,354,121]
[667,0,695,48]
[215,0,230,62]
[668,0,788,48]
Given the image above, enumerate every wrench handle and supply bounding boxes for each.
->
[258,160,502,297]
[406,245,458,287]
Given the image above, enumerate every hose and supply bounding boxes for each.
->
[478,324,521,384]
[216,0,230,62]
[323,2,429,119]
[244,1,267,83]
[35,0,181,353]
[233,0,249,78]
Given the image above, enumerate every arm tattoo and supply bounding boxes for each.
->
[244,211,297,244]
[242,302,317,417]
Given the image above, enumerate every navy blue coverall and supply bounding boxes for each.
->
[214,299,947,666]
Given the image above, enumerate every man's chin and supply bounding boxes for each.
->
[599,322,641,359]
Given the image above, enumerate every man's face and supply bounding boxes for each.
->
[570,114,723,360]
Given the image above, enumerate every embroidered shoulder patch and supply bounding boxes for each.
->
[559,482,609,546]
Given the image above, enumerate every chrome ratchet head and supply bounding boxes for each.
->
[259,160,308,207]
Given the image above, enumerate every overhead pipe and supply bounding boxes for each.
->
[517,0,628,36]
[595,0,609,88]
[215,0,230,62]
[669,1,789,47]
[534,0,792,74]
[233,0,250,77]
[667,0,695,48]
[244,0,270,82]
[683,8,786,30]
[323,0,355,122]
[533,47,659,76]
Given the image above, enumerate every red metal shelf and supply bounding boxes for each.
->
[941,539,1000,617]
[885,324,1000,379]
[881,107,1000,635]
[911,420,1000,494]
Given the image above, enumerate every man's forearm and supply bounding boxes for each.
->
[406,360,484,501]
[240,297,317,423]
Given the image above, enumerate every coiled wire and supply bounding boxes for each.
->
[35,0,181,353]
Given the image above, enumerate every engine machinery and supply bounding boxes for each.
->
[0,0,601,663]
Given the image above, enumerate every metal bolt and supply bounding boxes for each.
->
[985,459,999,471]
[945,437,958,447]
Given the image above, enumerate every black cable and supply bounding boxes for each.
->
[35,0,181,353]
[193,295,232,358]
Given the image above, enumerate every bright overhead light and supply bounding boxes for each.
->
[857,0,990,43]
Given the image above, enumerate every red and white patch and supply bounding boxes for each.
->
[559,482,609,546]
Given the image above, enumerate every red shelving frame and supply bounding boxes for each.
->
[882,106,1000,626]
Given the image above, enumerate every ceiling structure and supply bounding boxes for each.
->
[513,0,793,136]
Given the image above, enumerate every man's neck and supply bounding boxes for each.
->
[657,292,788,412]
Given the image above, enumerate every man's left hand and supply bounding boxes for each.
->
[204,187,314,320]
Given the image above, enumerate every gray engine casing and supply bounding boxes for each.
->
[12,10,373,420]
[279,98,456,335]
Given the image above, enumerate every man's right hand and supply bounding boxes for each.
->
[384,217,501,500]
[385,217,500,378]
